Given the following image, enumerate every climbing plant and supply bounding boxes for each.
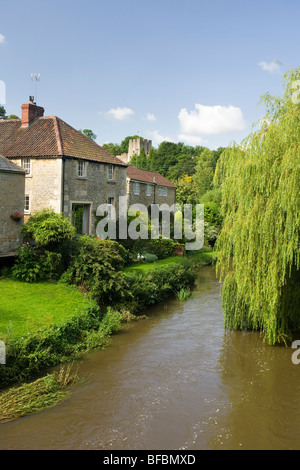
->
[214,68,300,345]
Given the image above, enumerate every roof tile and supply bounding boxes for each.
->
[0,116,127,166]
[127,165,176,188]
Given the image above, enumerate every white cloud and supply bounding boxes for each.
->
[0,34,5,44]
[107,107,134,120]
[148,130,174,145]
[177,134,208,146]
[258,60,281,73]
[178,104,246,138]
[145,113,157,122]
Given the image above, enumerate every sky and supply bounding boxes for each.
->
[0,0,299,150]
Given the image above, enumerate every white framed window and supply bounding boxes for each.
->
[158,187,162,196]
[108,164,114,181]
[146,184,151,196]
[107,197,115,220]
[77,160,86,178]
[24,195,30,213]
[163,187,167,197]
[22,158,31,175]
[134,182,139,195]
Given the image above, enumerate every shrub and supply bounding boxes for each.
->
[141,252,158,263]
[68,235,129,305]
[21,209,76,250]
[11,245,64,282]
[12,244,46,282]
[124,260,196,312]
[133,237,176,259]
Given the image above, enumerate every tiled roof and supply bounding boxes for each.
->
[0,116,126,166]
[127,165,176,188]
[0,154,25,174]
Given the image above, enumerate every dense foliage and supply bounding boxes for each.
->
[21,209,76,249]
[215,68,300,345]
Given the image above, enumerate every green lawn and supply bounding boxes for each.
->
[0,279,91,339]
[123,249,217,273]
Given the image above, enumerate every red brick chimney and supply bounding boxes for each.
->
[21,97,44,127]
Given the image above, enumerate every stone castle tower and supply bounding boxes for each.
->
[117,138,152,164]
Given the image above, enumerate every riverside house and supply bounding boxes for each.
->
[126,165,176,210]
[0,99,127,235]
[0,155,25,256]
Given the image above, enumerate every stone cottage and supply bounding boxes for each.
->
[126,165,176,209]
[0,99,127,235]
[0,155,25,256]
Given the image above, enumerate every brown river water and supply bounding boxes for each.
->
[0,265,300,450]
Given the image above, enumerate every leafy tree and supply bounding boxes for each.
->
[80,129,97,141]
[193,148,217,199]
[215,68,300,345]
[129,147,147,169]
[7,114,19,120]
[102,142,122,155]
[175,174,198,205]
[0,105,7,119]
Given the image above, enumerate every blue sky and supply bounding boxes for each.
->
[0,0,299,150]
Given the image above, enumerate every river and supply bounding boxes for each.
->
[0,265,300,450]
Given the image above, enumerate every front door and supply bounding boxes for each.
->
[72,204,90,235]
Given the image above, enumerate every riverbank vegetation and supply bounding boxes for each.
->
[215,68,300,345]
[0,209,216,393]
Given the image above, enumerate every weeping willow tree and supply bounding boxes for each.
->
[214,68,300,345]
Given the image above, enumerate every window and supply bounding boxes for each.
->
[108,164,114,180]
[24,195,30,213]
[107,197,115,220]
[158,187,162,196]
[134,182,139,195]
[163,187,167,197]
[77,160,86,178]
[146,184,151,196]
[22,158,31,175]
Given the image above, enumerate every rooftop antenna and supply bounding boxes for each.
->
[31,73,40,104]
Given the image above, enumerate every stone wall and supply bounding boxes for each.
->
[14,157,63,222]
[128,138,152,159]
[0,171,25,255]
[127,179,176,209]
[63,159,127,234]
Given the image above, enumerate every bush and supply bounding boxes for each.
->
[141,252,158,263]
[133,237,176,259]
[67,235,129,304]
[21,209,76,250]
[124,260,196,313]
[11,245,64,282]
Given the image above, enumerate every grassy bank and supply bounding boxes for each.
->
[0,364,78,423]
[0,248,216,420]
[0,280,93,339]
[123,249,217,273]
